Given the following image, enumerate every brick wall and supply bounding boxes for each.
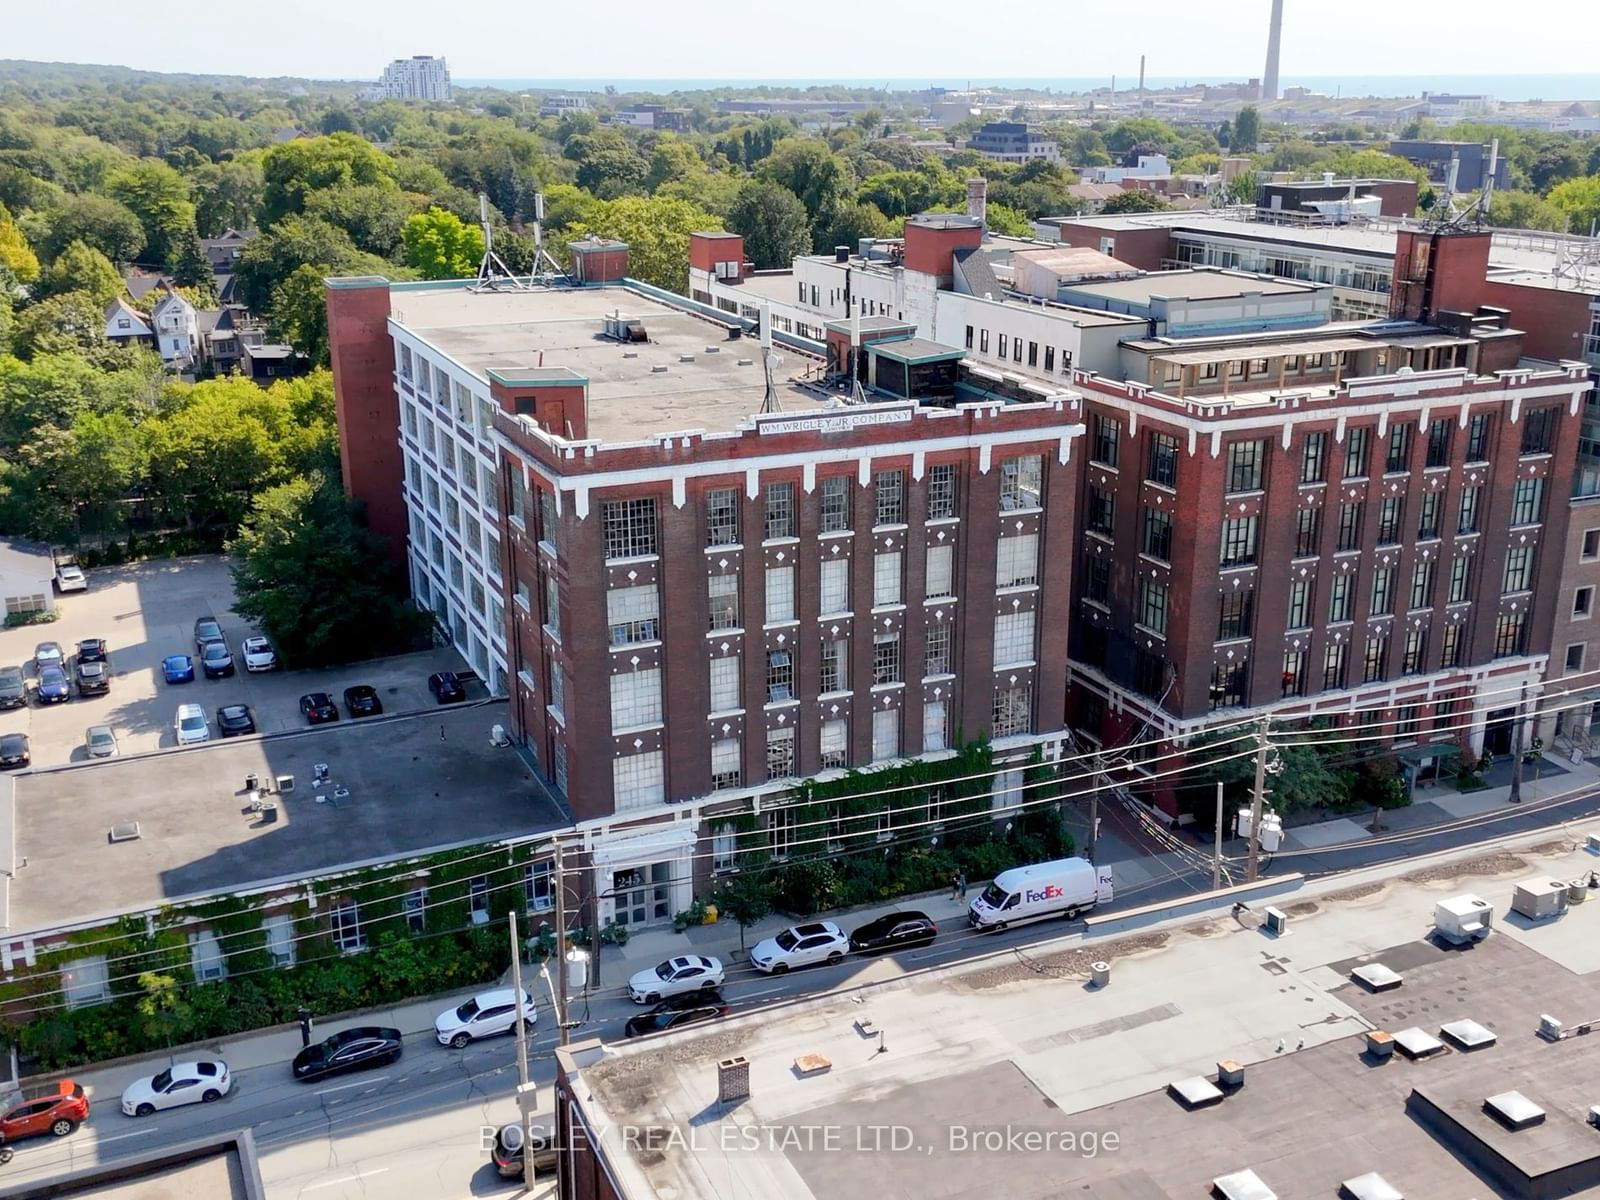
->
[326,281,408,566]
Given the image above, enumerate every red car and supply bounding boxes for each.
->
[0,1080,89,1146]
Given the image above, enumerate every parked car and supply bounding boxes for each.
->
[490,1116,558,1180]
[627,955,726,1005]
[74,660,110,696]
[291,1026,403,1082]
[428,671,466,704]
[0,1080,89,1143]
[0,733,29,770]
[240,636,277,672]
[75,638,107,665]
[749,921,849,974]
[35,665,71,704]
[162,654,195,684]
[299,693,338,724]
[849,911,938,955]
[33,642,63,668]
[216,704,256,737]
[84,725,118,759]
[120,1061,230,1116]
[192,617,223,649]
[53,563,87,593]
[624,997,730,1039]
[174,703,210,746]
[434,988,536,1048]
[199,640,234,678]
[0,667,25,710]
[343,684,383,717]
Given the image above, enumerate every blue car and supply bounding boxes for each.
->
[162,654,195,684]
[35,665,71,704]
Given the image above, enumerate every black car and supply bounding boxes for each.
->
[848,911,938,955]
[428,671,466,704]
[491,1116,558,1180]
[299,693,338,724]
[216,704,256,737]
[0,733,29,770]
[343,685,383,717]
[623,997,730,1039]
[35,665,71,704]
[291,1026,402,1082]
[193,617,223,650]
[199,640,234,678]
[74,660,110,696]
[75,639,108,665]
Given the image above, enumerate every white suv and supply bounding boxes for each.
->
[241,636,278,672]
[628,954,725,1004]
[749,921,849,974]
[174,703,210,745]
[434,988,536,1048]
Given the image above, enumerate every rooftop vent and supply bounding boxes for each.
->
[602,314,648,343]
[679,354,696,363]
[703,346,720,354]
[651,364,669,373]
[109,822,141,843]
[737,358,754,367]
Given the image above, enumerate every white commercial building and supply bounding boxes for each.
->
[0,541,58,620]
[360,56,451,103]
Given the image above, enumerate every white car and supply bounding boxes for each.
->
[174,703,210,745]
[85,725,119,758]
[628,954,726,1005]
[54,564,87,593]
[434,988,536,1048]
[121,1060,231,1116]
[240,636,278,672]
[749,921,849,975]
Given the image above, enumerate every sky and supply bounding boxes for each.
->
[6,0,1599,83]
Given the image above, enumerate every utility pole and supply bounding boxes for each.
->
[1510,683,1527,804]
[1246,715,1270,883]
[506,908,536,1194]
[554,840,571,1045]
[1212,780,1224,891]
[1087,753,1101,863]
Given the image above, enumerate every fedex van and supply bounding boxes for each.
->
[967,857,1113,930]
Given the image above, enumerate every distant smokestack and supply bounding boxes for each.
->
[1261,0,1284,101]
[1139,55,1146,93]
[966,177,987,229]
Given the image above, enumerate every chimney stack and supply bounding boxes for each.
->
[1261,0,1284,101]
[1139,55,1146,93]
[966,177,988,229]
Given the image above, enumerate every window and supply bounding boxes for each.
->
[1521,407,1556,455]
[769,805,795,858]
[821,637,848,692]
[1385,422,1413,472]
[1576,586,1595,619]
[707,487,739,545]
[1082,553,1110,604]
[709,654,741,712]
[1134,648,1165,697]
[1416,491,1441,540]
[765,565,795,624]
[1494,611,1528,658]
[805,561,843,619]
[1466,412,1493,461]
[525,862,554,912]
[607,585,659,645]
[1044,346,1056,373]
[871,708,900,761]
[1337,502,1365,551]
[1371,567,1395,615]
[996,533,1039,587]
[1293,507,1321,557]
[263,915,296,966]
[708,572,740,630]
[1220,516,1258,567]
[1013,336,1023,363]
[1566,643,1585,672]
[819,475,850,532]
[925,622,952,676]
[1146,431,1178,487]
[1135,579,1168,636]
[1426,418,1453,468]
[994,610,1036,664]
[331,902,365,952]
[767,727,795,779]
[543,571,561,638]
[613,750,665,811]
[1281,650,1305,697]
[398,344,413,380]
[1377,497,1403,544]
[1092,415,1121,467]
[1300,431,1328,483]
[1396,704,1422,738]
[992,685,1031,737]
[924,701,949,752]
[1000,455,1043,510]
[538,488,558,547]
[820,719,848,768]
[710,738,743,790]
[1458,485,1482,534]
[1322,642,1349,690]
[927,464,957,519]
[1142,508,1173,561]
[964,324,974,349]
[468,877,490,924]
[979,329,989,353]
[1027,341,1038,367]
[189,930,227,982]
[1448,555,1471,603]
[1362,633,1388,683]
[610,668,662,729]
[1410,560,1436,609]
[874,470,905,526]
[548,663,566,716]
[873,633,902,684]
[1286,580,1313,629]
[1344,427,1372,478]
[1503,546,1535,593]
[1402,628,1427,674]
[1328,573,1354,622]
[1087,485,1115,535]
[1217,589,1253,640]
[873,552,902,606]
[766,650,794,702]
[998,333,1008,359]
[926,545,955,598]
[602,498,657,559]
[1209,662,1248,710]
[1584,530,1600,561]
[1511,477,1545,526]
[1226,440,1267,493]
[764,481,795,539]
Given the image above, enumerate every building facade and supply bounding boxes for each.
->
[360,56,451,103]
[967,122,1061,164]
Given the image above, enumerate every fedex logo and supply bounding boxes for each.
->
[1025,885,1064,903]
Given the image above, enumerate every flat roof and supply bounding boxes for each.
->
[1061,268,1325,304]
[5,701,566,933]
[391,284,825,444]
[869,337,964,364]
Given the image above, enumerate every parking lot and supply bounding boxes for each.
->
[0,556,478,768]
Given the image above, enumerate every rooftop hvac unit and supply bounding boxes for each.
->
[108,822,141,843]
[1434,893,1494,945]
[603,314,649,343]
[718,1056,750,1104]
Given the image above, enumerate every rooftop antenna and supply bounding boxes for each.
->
[759,301,782,414]
[847,309,868,405]
[529,191,565,277]
[471,192,528,291]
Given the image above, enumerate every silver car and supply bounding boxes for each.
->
[85,725,119,759]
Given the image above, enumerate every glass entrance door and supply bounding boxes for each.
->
[612,862,674,928]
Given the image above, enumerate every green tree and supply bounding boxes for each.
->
[715,872,774,953]
[270,264,333,365]
[1099,188,1169,214]
[401,207,485,280]
[0,205,40,283]
[1232,105,1262,151]
[1549,175,1600,236]
[564,129,649,199]
[233,215,403,318]
[817,200,896,252]
[106,160,197,266]
[170,234,214,290]
[757,138,853,240]
[37,239,124,306]
[38,193,146,262]
[984,201,1033,236]
[1223,169,1260,206]
[229,472,428,667]
[726,180,811,269]
[1061,128,1112,167]
[566,194,721,293]
[644,136,705,192]
[1529,144,1586,192]
[305,183,414,256]
[191,158,264,237]
[143,377,287,527]
[12,292,110,360]
[1486,189,1569,232]
[260,133,398,225]
[1187,722,1352,818]
[135,971,192,1051]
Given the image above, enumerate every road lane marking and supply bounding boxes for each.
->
[313,1075,387,1095]
[300,1167,389,1191]
[92,1127,159,1143]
